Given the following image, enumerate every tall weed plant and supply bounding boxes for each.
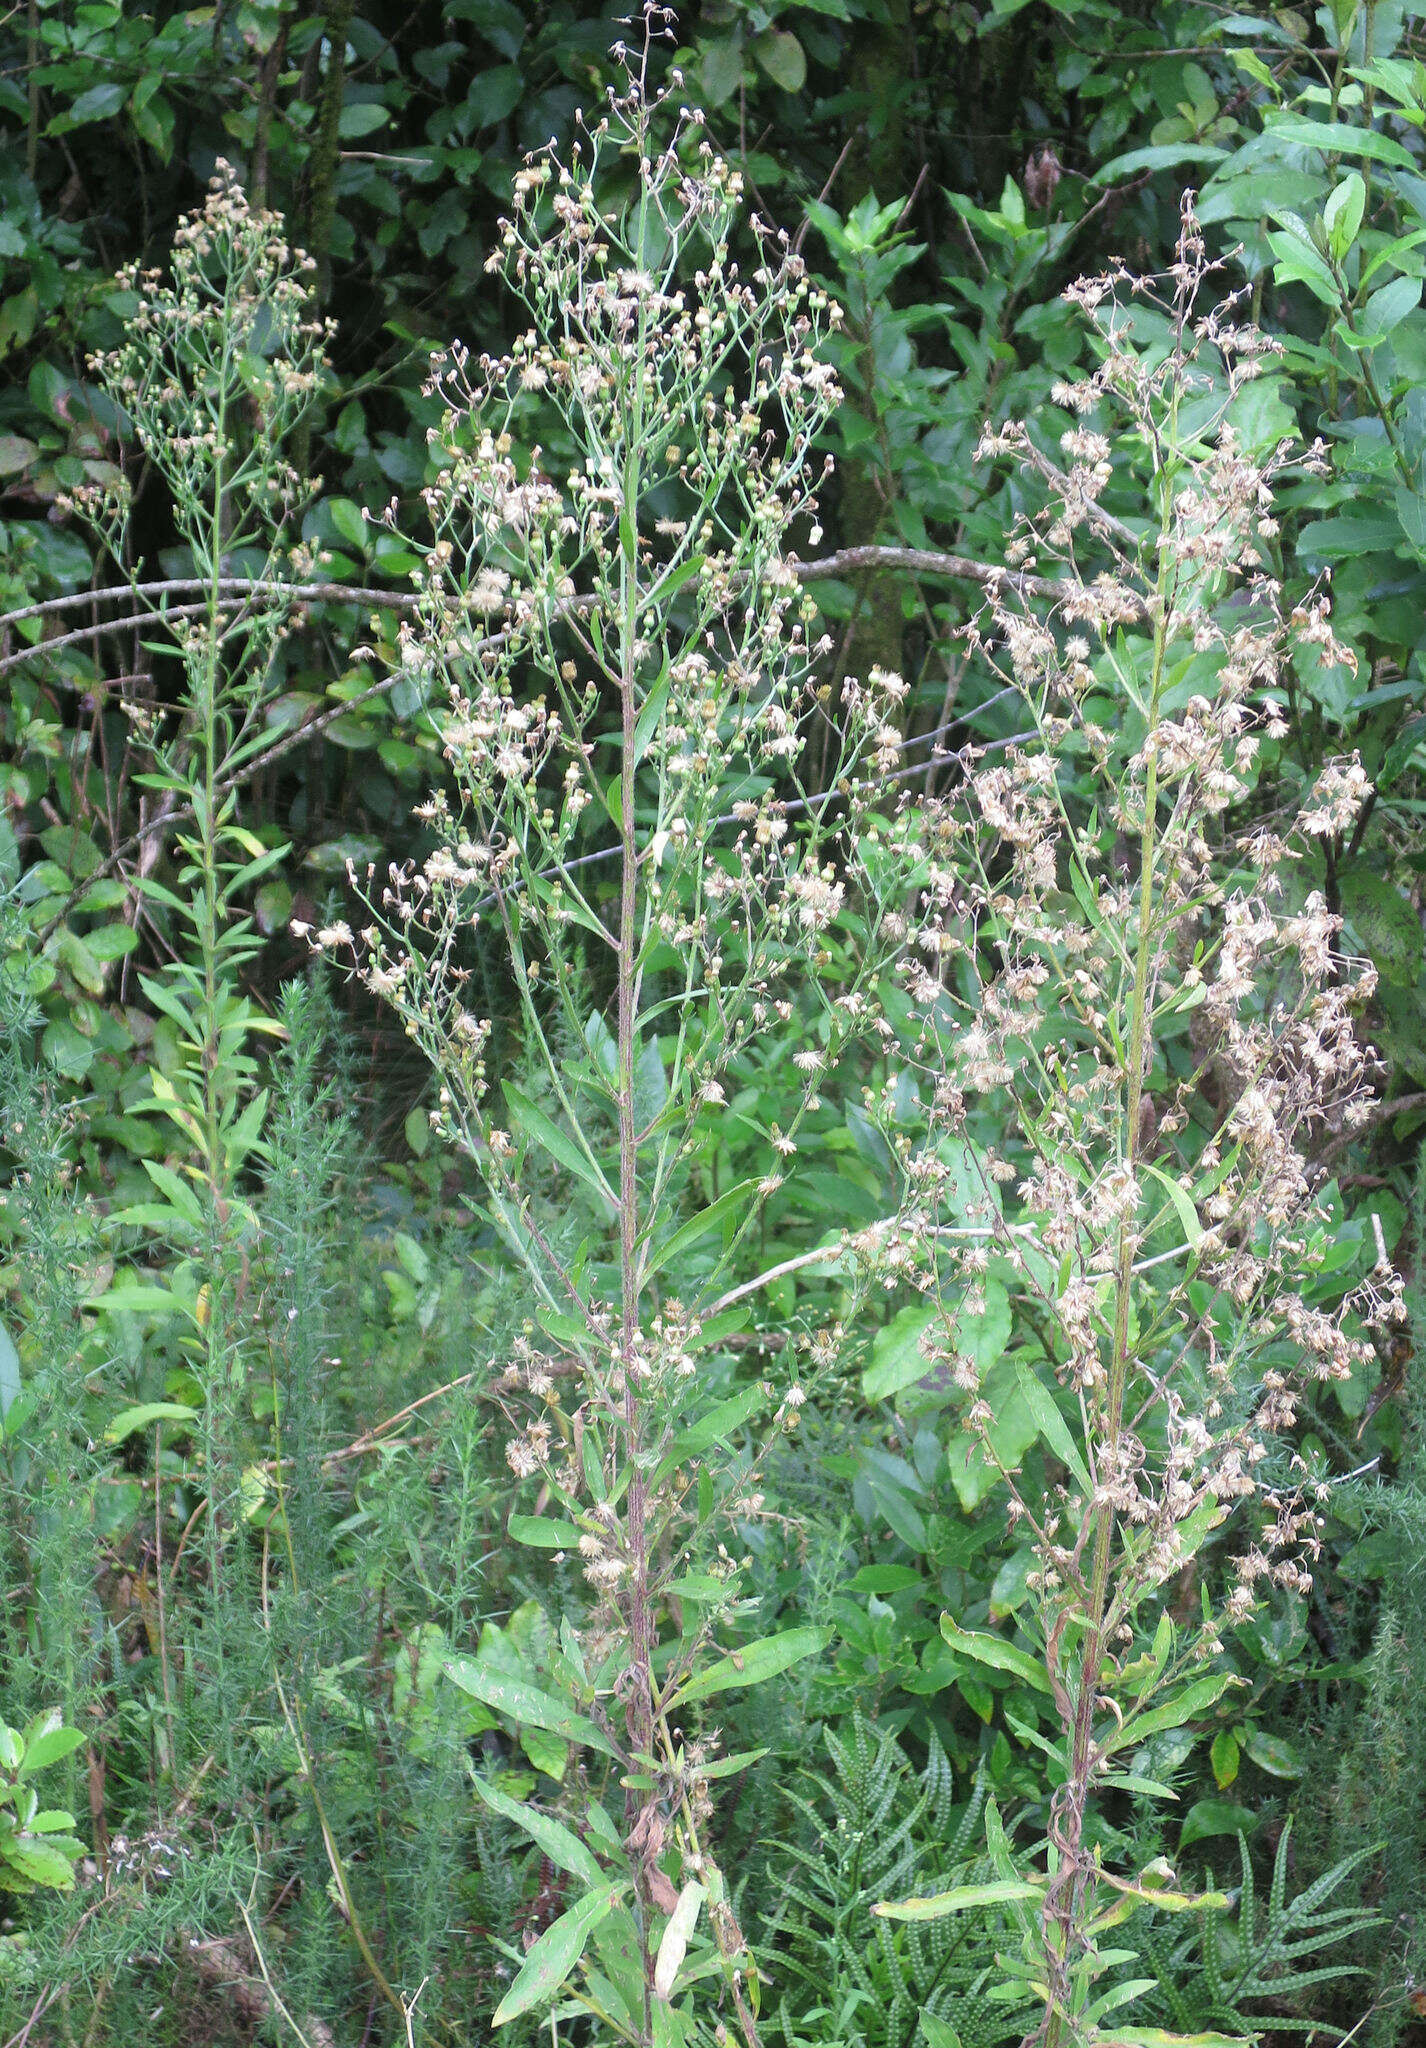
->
[874,204,1405,2043]
[311,22,919,2042]
[319,33,1399,2048]
[0,9,1406,2047]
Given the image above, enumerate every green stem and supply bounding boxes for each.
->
[616,154,656,2048]
[305,0,353,304]
[1039,548,1171,2048]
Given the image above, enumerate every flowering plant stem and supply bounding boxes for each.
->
[316,15,917,2037]
[874,204,1403,2046]
[1045,555,1168,2040]
[77,170,329,1793]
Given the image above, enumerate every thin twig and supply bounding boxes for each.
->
[0,576,419,633]
[236,1895,323,2048]
[1314,1089,1426,1166]
[467,725,1038,916]
[0,540,1125,682]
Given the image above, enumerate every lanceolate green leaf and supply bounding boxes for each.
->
[1096,2031,1250,2048]
[653,1879,705,1999]
[643,1179,756,1282]
[443,1658,617,1757]
[873,1878,1043,1922]
[503,1083,616,1212]
[0,1323,19,1425]
[1262,114,1418,168]
[1108,1673,1242,1751]
[668,1626,831,1707]
[940,1618,1051,1695]
[1014,1359,1092,1492]
[1140,1160,1203,1248]
[491,1884,620,2025]
[653,1384,766,1483]
[507,1515,583,1550]
[104,1401,199,1444]
[470,1774,608,1885]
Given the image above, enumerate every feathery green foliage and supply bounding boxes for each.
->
[766,1717,1030,2048]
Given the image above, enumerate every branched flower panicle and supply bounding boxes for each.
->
[76,161,333,803]
[320,64,912,1347]
[897,202,1405,2045]
[83,161,328,556]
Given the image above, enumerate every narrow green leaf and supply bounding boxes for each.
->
[1264,114,1417,168]
[137,973,202,1040]
[1014,1360,1092,1492]
[1092,142,1229,185]
[1210,1728,1240,1789]
[470,1774,607,1885]
[442,1657,616,1757]
[940,1618,1051,1695]
[643,1179,756,1283]
[696,1746,770,1779]
[536,1307,589,1347]
[1109,1673,1242,1751]
[0,1322,19,1425]
[1323,172,1365,259]
[669,1626,831,1707]
[1141,1161,1202,1248]
[507,1515,583,1550]
[633,670,673,763]
[503,1083,615,1211]
[89,1281,186,1319]
[142,1160,205,1227]
[492,1884,619,2025]
[1101,1772,1180,1801]
[1089,1981,1160,2024]
[654,1384,765,1483]
[653,1880,705,1999]
[873,1878,1042,1922]
[1096,2031,1250,2047]
[648,551,704,607]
